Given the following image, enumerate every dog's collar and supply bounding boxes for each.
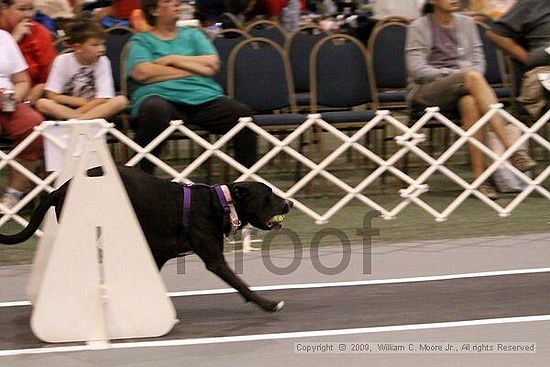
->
[214,185,240,239]
[181,184,240,240]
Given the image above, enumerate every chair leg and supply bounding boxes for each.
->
[442,128,451,153]
[189,140,195,163]
[307,125,324,195]
[118,143,129,163]
[363,133,371,175]
[295,134,305,183]
[346,130,354,163]
[381,125,388,184]
[402,150,410,177]
[428,127,436,157]
[544,123,549,161]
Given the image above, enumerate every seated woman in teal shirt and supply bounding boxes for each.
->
[126,0,255,173]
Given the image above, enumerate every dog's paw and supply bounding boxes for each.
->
[254,297,285,312]
[263,300,284,312]
[272,301,285,312]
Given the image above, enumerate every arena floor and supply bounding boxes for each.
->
[0,232,549,366]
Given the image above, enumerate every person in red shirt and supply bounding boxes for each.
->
[253,0,288,20]
[112,0,140,19]
[0,0,56,103]
[249,0,300,31]
[92,0,141,28]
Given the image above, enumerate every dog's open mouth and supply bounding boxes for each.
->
[266,221,282,230]
[266,214,285,230]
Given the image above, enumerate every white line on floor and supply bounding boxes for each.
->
[1,315,550,357]
[1,267,549,308]
[167,267,550,297]
[0,300,29,308]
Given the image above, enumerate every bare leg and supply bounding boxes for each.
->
[35,99,78,120]
[463,70,536,172]
[78,96,128,120]
[36,97,128,121]
[8,158,40,192]
[459,95,485,178]
[463,70,513,148]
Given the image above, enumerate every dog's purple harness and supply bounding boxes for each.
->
[179,184,240,254]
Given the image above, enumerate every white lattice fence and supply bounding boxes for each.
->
[0,105,548,237]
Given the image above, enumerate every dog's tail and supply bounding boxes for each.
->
[0,190,62,245]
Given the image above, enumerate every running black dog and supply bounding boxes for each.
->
[0,166,293,312]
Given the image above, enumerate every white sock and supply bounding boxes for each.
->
[5,187,24,199]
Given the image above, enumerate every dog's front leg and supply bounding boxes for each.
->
[204,258,284,312]
[191,234,284,312]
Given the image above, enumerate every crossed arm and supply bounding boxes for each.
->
[131,54,220,84]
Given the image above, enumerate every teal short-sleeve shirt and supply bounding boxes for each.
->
[126,27,223,117]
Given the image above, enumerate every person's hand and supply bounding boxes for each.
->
[10,93,20,104]
[12,19,33,42]
[0,90,16,112]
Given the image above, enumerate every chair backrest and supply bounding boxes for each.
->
[476,22,507,86]
[367,21,408,90]
[465,11,493,26]
[105,26,135,93]
[54,35,70,54]
[227,37,296,113]
[504,55,526,101]
[376,16,410,25]
[285,24,328,93]
[120,42,131,100]
[212,28,251,92]
[310,34,378,111]
[245,20,287,47]
[220,12,244,29]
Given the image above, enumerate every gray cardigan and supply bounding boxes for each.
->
[405,13,486,98]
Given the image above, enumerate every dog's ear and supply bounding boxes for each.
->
[232,185,250,200]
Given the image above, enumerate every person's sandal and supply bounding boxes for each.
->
[478,183,499,200]
[509,149,536,172]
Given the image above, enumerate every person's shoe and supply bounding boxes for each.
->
[509,149,536,172]
[0,192,20,213]
[478,183,499,200]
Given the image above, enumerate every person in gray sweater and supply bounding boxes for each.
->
[405,0,536,199]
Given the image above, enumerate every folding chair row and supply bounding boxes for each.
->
[212,23,328,96]
[226,34,380,125]
[225,33,385,169]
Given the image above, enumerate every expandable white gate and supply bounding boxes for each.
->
[0,105,548,231]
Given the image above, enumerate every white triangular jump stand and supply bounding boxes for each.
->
[28,121,103,305]
[28,120,177,343]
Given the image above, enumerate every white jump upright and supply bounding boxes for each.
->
[28,120,177,344]
[27,120,106,305]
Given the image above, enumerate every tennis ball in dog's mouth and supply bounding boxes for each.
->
[272,215,285,223]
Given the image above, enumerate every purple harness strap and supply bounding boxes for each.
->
[214,185,230,231]
[182,185,192,227]
[174,185,193,256]
[180,184,238,241]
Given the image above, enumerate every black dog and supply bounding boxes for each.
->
[0,166,293,312]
